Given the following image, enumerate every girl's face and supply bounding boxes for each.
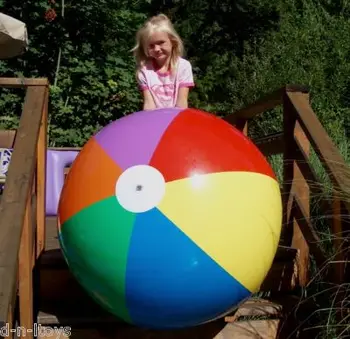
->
[146,31,173,65]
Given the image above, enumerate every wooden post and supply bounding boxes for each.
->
[332,194,344,283]
[36,87,48,258]
[18,192,34,339]
[282,92,310,286]
[282,92,295,247]
[331,196,349,335]
[292,119,310,286]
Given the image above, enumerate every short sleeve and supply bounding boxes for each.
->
[137,70,148,91]
[178,60,195,88]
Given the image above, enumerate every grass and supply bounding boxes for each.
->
[266,133,350,338]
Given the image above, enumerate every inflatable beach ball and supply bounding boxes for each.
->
[58,107,282,329]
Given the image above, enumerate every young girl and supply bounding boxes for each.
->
[131,14,195,110]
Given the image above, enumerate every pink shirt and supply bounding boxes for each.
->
[137,57,195,108]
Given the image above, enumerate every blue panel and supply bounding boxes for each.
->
[125,208,251,329]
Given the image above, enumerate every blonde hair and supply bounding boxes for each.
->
[131,14,184,72]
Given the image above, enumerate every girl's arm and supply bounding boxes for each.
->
[142,90,156,110]
[176,87,190,108]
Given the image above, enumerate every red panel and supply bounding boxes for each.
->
[149,108,276,182]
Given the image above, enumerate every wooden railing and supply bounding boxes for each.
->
[224,85,350,288]
[0,78,48,339]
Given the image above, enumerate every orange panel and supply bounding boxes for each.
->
[58,137,122,225]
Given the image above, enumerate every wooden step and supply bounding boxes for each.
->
[36,321,227,339]
[37,320,281,339]
[37,297,282,326]
[37,298,283,339]
[37,292,316,338]
[38,322,280,339]
[214,320,280,339]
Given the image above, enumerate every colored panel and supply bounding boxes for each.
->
[149,108,276,182]
[94,108,182,170]
[58,137,122,225]
[59,196,136,323]
[157,171,282,292]
[125,208,251,329]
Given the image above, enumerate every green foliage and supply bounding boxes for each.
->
[0,0,148,146]
[0,0,349,150]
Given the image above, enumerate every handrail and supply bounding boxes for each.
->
[0,78,48,88]
[224,85,349,213]
[0,78,48,335]
[286,91,350,212]
[224,84,350,290]
[222,84,309,125]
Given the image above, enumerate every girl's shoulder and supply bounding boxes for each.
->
[177,57,191,67]
[176,57,193,71]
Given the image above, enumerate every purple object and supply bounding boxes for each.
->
[45,150,79,216]
[0,148,79,216]
[94,108,182,170]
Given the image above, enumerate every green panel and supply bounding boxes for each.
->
[59,196,135,323]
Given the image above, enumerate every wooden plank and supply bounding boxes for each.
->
[281,93,310,287]
[36,320,280,339]
[225,299,282,321]
[45,217,59,251]
[291,119,310,286]
[36,88,48,258]
[331,195,349,335]
[38,303,282,338]
[294,137,333,217]
[273,245,299,261]
[37,318,227,339]
[253,132,284,156]
[222,85,308,126]
[0,85,46,326]
[260,260,298,292]
[49,147,82,151]
[215,319,279,339]
[0,130,17,148]
[18,193,34,339]
[331,196,346,283]
[287,91,350,213]
[0,78,49,88]
[292,195,327,268]
[38,294,283,327]
[223,89,283,125]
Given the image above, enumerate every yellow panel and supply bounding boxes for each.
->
[158,171,282,292]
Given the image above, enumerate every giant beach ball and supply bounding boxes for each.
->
[58,107,282,329]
